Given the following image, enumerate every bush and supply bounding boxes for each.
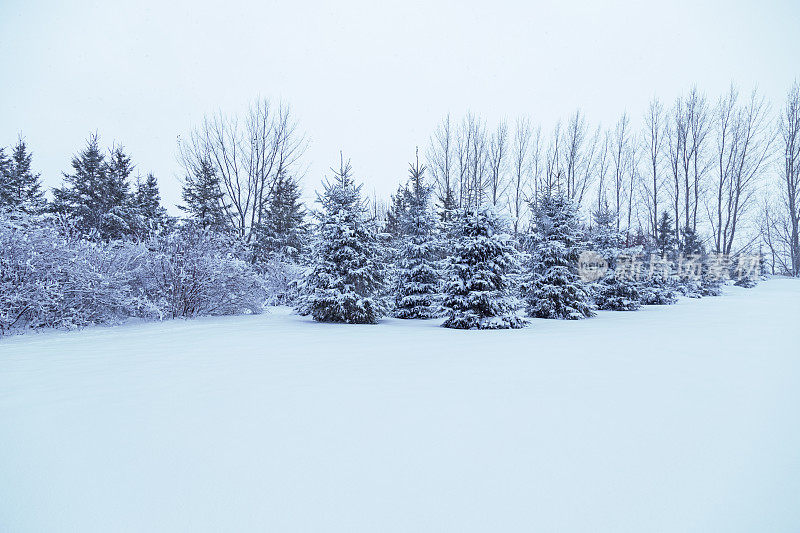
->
[0,216,150,333]
[0,216,268,335]
[134,225,267,319]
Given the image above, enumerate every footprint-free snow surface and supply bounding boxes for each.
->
[2,279,799,532]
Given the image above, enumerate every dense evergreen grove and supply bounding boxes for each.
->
[4,82,799,334]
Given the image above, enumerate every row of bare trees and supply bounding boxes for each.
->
[763,84,800,275]
[175,87,799,276]
[425,83,800,275]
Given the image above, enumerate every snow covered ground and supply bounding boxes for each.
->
[1,279,799,532]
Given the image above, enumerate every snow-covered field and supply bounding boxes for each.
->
[1,280,799,532]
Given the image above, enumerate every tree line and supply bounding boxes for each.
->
[423,84,799,275]
[0,84,797,334]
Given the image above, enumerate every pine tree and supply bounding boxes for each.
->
[438,185,458,223]
[180,157,228,230]
[655,212,676,258]
[680,225,703,256]
[100,146,136,239]
[441,205,526,329]
[52,135,116,239]
[0,139,45,214]
[51,137,139,239]
[523,191,594,320]
[132,173,167,235]
[393,152,441,319]
[588,202,641,311]
[384,182,408,237]
[590,202,622,261]
[593,275,641,311]
[252,172,307,262]
[296,156,385,323]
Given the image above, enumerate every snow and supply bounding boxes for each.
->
[1,280,799,532]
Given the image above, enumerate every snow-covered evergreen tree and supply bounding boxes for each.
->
[441,205,526,329]
[392,152,440,319]
[51,137,137,240]
[252,172,306,262]
[594,275,641,311]
[131,173,168,237]
[51,135,107,234]
[180,156,229,231]
[102,146,136,239]
[524,191,594,320]
[296,157,385,324]
[384,182,408,237]
[0,139,45,214]
[680,225,703,256]
[655,212,677,258]
[589,203,622,261]
[588,203,641,311]
[638,255,679,305]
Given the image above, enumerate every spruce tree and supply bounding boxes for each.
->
[384,182,408,237]
[655,212,677,258]
[252,172,307,262]
[589,202,641,311]
[132,173,167,235]
[680,225,703,256]
[0,139,45,214]
[441,205,526,329]
[590,203,622,261]
[393,152,441,319]
[52,135,110,238]
[523,191,594,320]
[180,157,228,230]
[99,145,136,239]
[438,186,458,223]
[296,157,385,323]
[51,137,139,239]
[594,276,641,311]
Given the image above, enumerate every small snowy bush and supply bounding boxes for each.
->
[137,225,267,318]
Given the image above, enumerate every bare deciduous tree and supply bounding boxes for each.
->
[544,121,562,195]
[642,98,665,238]
[488,120,509,206]
[777,82,800,274]
[179,98,305,240]
[427,114,456,216]
[510,117,532,234]
[707,87,774,254]
[611,113,631,231]
[594,130,611,214]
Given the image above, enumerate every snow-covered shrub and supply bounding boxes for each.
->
[137,225,267,318]
[0,216,268,335]
[258,253,304,306]
[441,206,527,330]
[0,216,148,334]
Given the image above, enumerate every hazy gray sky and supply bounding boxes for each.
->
[1,0,798,212]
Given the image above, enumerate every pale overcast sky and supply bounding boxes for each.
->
[1,0,798,212]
